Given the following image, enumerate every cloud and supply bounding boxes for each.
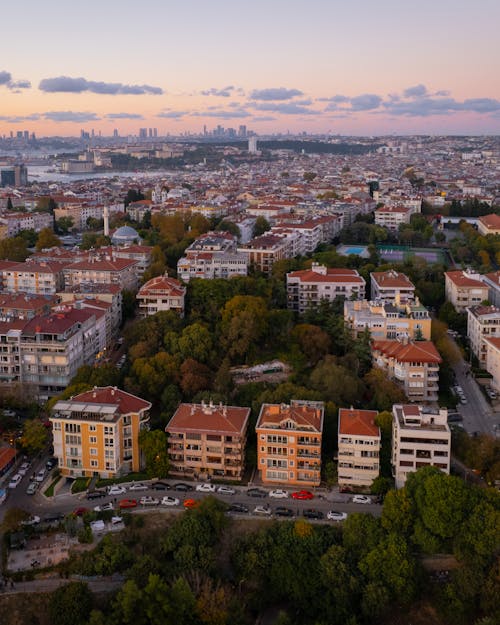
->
[403,84,428,98]
[318,95,349,104]
[252,116,277,122]
[39,76,163,95]
[250,87,303,101]
[0,71,12,85]
[201,86,234,97]
[349,94,383,111]
[105,112,144,119]
[0,114,40,123]
[157,110,187,118]
[0,71,31,91]
[462,98,500,113]
[43,111,101,123]
[252,102,315,115]
[192,108,251,119]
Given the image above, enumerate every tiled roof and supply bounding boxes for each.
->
[288,268,364,284]
[138,275,186,297]
[445,270,486,288]
[371,270,415,289]
[256,402,323,432]
[73,386,151,414]
[167,402,250,436]
[479,213,500,230]
[372,339,442,363]
[338,408,380,437]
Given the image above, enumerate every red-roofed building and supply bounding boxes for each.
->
[445,269,489,311]
[287,263,365,313]
[2,260,68,295]
[255,400,324,486]
[338,408,380,490]
[51,386,151,478]
[63,256,138,291]
[137,273,186,318]
[478,213,500,236]
[371,339,442,403]
[166,401,250,480]
[371,270,415,303]
[0,292,56,320]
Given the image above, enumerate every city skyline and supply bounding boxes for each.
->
[1,0,499,137]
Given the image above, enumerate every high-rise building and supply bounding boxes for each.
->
[238,125,247,138]
[248,136,258,153]
[113,129,119,138]
[139,128,147,139]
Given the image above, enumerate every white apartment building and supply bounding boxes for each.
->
[392,404,450,489]
[337,408,380,490]
[177,232,248,282]
[485,337,500,392]
[371,270,415,303]
[1,261,67,295]
[445,269,489,312]
[371,339,441,403]
[287,264,365,313]
[374,205,412,230]
[136,274,186,318]
[467,305,500,367]
[63,257,139,292]
[0,211,53,236]
[480,271,500,308]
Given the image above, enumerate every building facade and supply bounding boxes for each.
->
[136,274,186,318]
[255,400,324,487]
[467,305,500,367]
[444,269,489,312]
[370,270,415,303]
[337,408,380,490]
[166,401,250,481]
[392,404,450,488]
[50,386,151,479]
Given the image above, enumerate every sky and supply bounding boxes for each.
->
[1,0,499,137]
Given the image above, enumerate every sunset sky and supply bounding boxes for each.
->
[1,0,499,136]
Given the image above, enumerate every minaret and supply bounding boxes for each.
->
[103,205,109,236]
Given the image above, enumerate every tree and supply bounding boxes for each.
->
[6,197,13,210]
[303,171,317,182]
[178,324,215,365]
[20,419,48,455]
[0,507,29,533]
[221,295,269,362]
[0,236,29,261]
[180,358,212,396]
[36,227,60,251]
[49,582,93,625]
[291,324,331,365]
[253,216,271,237]
[139,429,170,478]
[56,216,74,234]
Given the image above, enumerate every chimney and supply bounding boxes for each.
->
[103,205,110,237]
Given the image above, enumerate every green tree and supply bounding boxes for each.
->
[0,507,29,533]
[139,429,170,478]
[303,171,317,182]
[178,323,214,364]
[49,582,93,625]
[0,236,29,261]
[252,216,271,237]
[221,295,269,362]
[6,197,13,210]
[20,418,48,455]
[56,216,74,234]
[36,227,60,251]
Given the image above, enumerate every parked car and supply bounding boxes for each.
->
[18,462,30,476]
[291,490,314,500]
[216,485,236,495]
[247,487,267,498]
[327,510,348,521]
[26,481,38,495]
[35,469,46,483]
[352,495,372,504]
[161,496,180,506]
[173,482,194,492]
[151,481,170,491]
[253,505,272,516]
[128,482,149,491]
[302,508,324,520]
[269,489,289,499]
[73,507,89,517]
[21,515,40,526]
[140,496,160,506]
[42,513,64,524]
[183,498,199,509]
[118,498,138,509]
[196,483,216,493]
[274,506,294,517]
[90,520,105,532]
[46,457,57,470]
[227,503,249,514]
[87,490,106,500]
[8,474,22,489]
[108,485,127,496]
[447,413,463,423]
[93,502,114,512]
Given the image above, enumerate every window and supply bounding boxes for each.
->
[89,436,97,444]
[90,448,97,456]
[90,460,98,468]
[89,425,96,432]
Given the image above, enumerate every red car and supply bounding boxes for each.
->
[183,498,199,509]
[72,507,89,517]
[291,490,314,500]
[118,498,138,509]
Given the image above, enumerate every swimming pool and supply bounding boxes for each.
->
[337,245,369,256]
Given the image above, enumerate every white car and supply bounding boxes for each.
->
[196,483,216,493]
[18,462,30,476]
[140,496,160,506]
[8,474,22,489]
[21,515,40,526]
[94,502,114,512]
[216,486,235,495]
[269,489,289,499]
[161,496,180,506]
[35,469,46,483]
[253,505,272,516]
[352,495,372,505]
[90,520,105,532]
[128,482,149,491]
[327,510,348,521]
[108,485,127,496]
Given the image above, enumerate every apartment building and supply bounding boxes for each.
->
[166,401,250,480]
[0,319,27,384]
[467,305,500,367]
[370,270,415,303]
[392,404,450,488]
[445,269,489,312]
[0,292,56,320]
[58,283,122,338]
[478,213,500,236]
[136,274,186,318]
[177,232,248,282]
[50,386,151,479]
[485,337,500,392]
[2,261,67,295]
[374,205,412,230]
[480,271,500,308]
[238,233,292,274]
[106,245,153,279]
[287,264,366,313]
[255,400,324,487]
[371,339,441,403]
[337,408,380,490]
[344,298,431,340]
[0,211,53,236]
[63,256,138,292]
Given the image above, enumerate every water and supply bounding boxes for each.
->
[27,165,176,184]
